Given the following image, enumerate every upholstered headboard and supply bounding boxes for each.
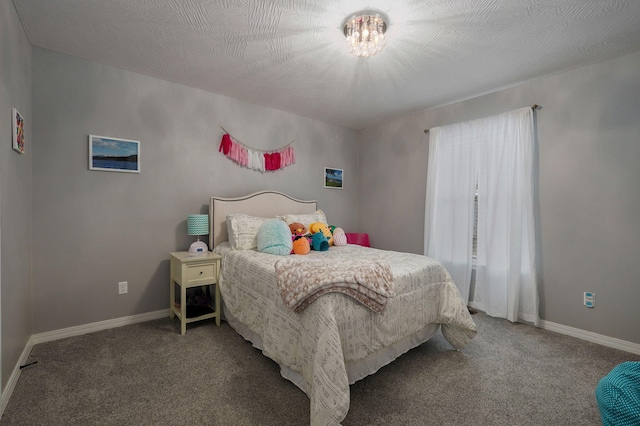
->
[209,191,318,249]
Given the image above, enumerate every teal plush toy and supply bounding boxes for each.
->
[311,232,329,251]
[257,219,293,256]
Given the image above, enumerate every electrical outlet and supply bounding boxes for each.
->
[118,281,128,295]
[584,292,595,308]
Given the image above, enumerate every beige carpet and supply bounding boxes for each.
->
[2,312,638,425]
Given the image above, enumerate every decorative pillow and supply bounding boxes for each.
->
[226,214,270,250]
[226,218,237,248]
[279,210,327,228]
[257,219,293,256]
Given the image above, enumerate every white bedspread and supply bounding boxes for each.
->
[213,242,477,426]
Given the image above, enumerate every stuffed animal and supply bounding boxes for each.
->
[310,231,329,251]
[332,227,347,246]
[256,219,293,256]
[309,222,333,245]
[289,222,308,236]
[307,222,322,234]
[288,222,311,254]
[292,235,311,255]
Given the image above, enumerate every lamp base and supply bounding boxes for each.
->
[188,240,209,254]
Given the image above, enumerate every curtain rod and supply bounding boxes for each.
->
[423,104,540,134]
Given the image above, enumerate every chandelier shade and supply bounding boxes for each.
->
[343,11,388,57]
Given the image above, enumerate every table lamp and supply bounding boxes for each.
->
[187,214,209,253]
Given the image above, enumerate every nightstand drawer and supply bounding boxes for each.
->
[186,264,216,283]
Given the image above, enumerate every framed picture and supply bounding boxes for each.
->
[12,108,25,154]
[89,135,140,173]
[324,167,343,189]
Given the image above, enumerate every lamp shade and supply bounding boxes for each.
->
[187,214,209,236]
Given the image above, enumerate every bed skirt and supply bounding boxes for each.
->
[222,299,441,392]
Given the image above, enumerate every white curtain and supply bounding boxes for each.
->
[424,123,477,304]
[424,107,539,325]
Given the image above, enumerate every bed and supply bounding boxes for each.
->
[209,191,477,426]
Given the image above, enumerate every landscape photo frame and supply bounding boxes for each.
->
[324,167,343,189]
[89,135,140,173]
[12,108,25,154]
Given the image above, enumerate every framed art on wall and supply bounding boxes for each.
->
[12,108,25,154]
[324,167,343,189]
[89,135,140,173]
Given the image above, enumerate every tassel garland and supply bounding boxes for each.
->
[218,132,295,172]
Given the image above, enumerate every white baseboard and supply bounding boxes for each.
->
[30,309,169,345]
[1,309,169,417]
[540,319,640,355]
[1,338,34,417]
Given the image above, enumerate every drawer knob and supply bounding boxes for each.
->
[199,271,203,275]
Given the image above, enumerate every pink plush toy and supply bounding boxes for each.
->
[332,227,347,246]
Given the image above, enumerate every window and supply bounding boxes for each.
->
[425,106,538,324]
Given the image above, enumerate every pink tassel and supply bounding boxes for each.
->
[218,132,295,172]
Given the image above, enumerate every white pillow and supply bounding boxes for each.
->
[279,210,327,228]
[226,214,270,250]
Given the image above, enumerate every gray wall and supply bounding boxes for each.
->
[358,50,640,345]
[3,4,639,389]
[0,1,32,391]
[31,48,357,333]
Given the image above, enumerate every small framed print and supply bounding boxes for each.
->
[324,167,343,189]
[12,108,25,154]
[89,135,140,173]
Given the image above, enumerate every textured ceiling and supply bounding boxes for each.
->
[12,0,640,129]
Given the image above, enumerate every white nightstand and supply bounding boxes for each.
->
[169,251,222,335]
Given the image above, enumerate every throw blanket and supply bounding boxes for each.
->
[274,257,395,313]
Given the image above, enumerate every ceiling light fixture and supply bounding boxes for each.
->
[343,11,388,58]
